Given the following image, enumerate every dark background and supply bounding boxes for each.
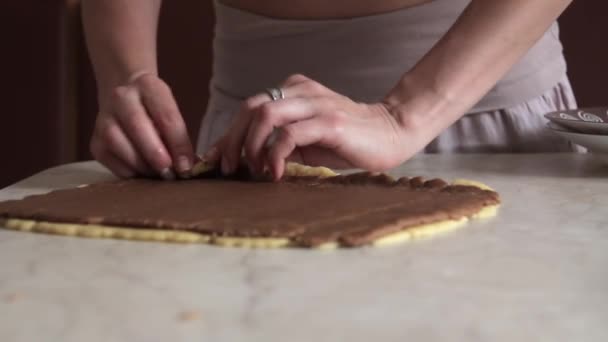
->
[1,0,606,188]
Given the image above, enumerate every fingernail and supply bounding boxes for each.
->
[177,156,192,171]
[160,168,176,181]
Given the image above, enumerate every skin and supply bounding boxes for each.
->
[220,0,433,19]
[83,0,193,180]
[82,0,573,180]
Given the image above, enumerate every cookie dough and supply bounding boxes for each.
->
[0,162,500,248]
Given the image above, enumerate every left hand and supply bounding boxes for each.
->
[206,74,415,180]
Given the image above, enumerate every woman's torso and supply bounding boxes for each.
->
[209,0,566,107]
[219,0,433,19]
[201,0,568,151]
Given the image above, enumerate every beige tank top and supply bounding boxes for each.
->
[210,0,567,113]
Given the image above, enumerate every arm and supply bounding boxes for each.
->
[82,0,195,179]
[212,0,573,179]
[384,0,573,152]
[82,0,160,102]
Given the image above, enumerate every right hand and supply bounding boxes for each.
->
[90,73,195,180]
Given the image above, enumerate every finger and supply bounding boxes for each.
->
[102,153,137,179]
[219,94,268,174]
[98,117,153,176]
[279,75,335,99]
[112,86,174,180]
[201,145,220,164]
[253,74,322,105]
[281,73,311,87]
[90,138,135,179]
[244,98,322,173]
[293,146,354,169]
[139,80,194,177]
[267,118,330,180]
[280,146,353,169]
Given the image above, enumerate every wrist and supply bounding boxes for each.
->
[376,73,470,163]
[382,72,467,134]
[97,69,158,109]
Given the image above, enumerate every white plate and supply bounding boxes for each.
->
[547,123,608,164]
[544,107,608,135]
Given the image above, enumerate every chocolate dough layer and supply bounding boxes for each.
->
[0,173,499,247]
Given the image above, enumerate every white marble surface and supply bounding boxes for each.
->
[0,154,607,342]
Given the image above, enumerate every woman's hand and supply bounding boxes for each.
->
[90,73,195,179]
[208,74,418,180]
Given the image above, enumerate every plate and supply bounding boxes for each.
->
[544,107,608,135]
[547,123,608,164]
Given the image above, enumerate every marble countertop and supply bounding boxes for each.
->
[0,154,607,342]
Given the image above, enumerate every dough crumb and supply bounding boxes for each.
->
[3,292,24,303]
[177,310,203,322]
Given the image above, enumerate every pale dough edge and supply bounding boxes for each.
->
[190,161,338,179]
[0,166,499,249]
[0,204,499,249]
[372,204,499,247]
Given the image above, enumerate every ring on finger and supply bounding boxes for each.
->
[265,87,284,101]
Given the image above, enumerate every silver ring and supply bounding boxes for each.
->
[265,87,284,101]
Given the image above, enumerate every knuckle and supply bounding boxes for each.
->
[123,112,144,131]
[325,112,345,133]
[280,126,297,144]
[93,118,113,143]
[168,140,191,156]
[134,73,154,84]
[158,81,173,95]
[397,111,422,131]
[257,103,276,123]
[133,73,155,86]
[98,121,117,141]
[316,96,335,109]
[285,73,308,84]
[145,77,173,96]
[153,108,181,129]
[305,80,325,94]
[112,85,133,100]
[241,97,260,112]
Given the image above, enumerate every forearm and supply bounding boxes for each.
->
[386,0,572,135]
[82,0,162,103]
